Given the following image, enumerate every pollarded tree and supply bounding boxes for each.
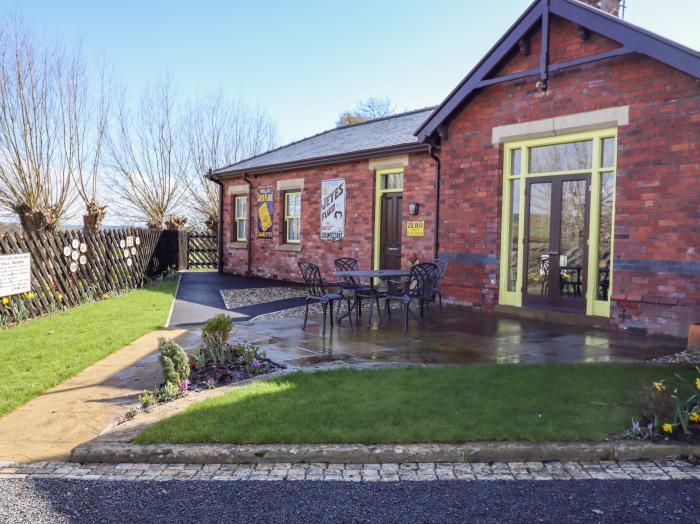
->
[107,78,188,229]
[183,91,278,232]
[0,21,77,232]
[335,96,396,128]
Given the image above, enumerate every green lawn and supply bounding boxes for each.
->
[0,279,177,417]
[135,364,694,444]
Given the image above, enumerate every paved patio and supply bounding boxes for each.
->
[237,305,686,368]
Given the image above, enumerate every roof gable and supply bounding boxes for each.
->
[415,0,700,141]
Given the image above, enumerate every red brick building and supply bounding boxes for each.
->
[211,0,699,338]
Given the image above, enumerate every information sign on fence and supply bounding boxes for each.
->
[0,253,31,297]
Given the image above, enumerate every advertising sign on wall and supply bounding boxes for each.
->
[406,220,425,237]
[320,178,346,240]
[0,253,32,296]
[256,186,274,239]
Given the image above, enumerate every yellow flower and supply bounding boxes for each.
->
[24,291,35,299]
[662,423,673,433]
[690,412,700,423]
[696,377,700,391]
[653,381,665,392]
[101,293,109,300]
[57,293,63,301]
[1,297,9,305]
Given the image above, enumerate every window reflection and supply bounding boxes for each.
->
[527,182,551,296]
[559,180,587,298]
[382,172,403,190]
[601,138,616,168]
[597,172,615,300]
[507,179,520,292]
[529,140,592,173]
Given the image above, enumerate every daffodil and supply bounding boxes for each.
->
[696,377,700,391]
[57,293,63,301]
[690,412,700,423]
[1,297,9,305]
[662,423,673,433]
[653,381,665,392]
[24,291,35,299]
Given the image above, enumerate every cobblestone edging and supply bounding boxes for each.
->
[1,460,698,482]
[70,441,700,465]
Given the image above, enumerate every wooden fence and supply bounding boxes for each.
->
[0,228,166,321]
[187,231,217,268]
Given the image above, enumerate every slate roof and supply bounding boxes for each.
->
[213,107,435,176]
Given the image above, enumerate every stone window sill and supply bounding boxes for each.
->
[227,241,248,250]
[275,243,302,252]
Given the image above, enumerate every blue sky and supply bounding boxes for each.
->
[7,0,700,143]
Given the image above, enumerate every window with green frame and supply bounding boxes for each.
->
[499,130,617,316]
[234,196,247,242]
[283,191,301,243]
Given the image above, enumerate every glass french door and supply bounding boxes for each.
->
[524,174,590,312]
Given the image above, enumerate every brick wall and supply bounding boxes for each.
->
[438,15,700,337]
[220,152,436,282]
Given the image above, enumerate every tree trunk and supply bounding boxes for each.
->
[165,214,188,231]
[14,204,58,233]
[82,200,107,233]
[205,214,218,234]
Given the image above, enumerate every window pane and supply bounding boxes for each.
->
[526,182,551,296]
[286,192,301,218]
[288,218,300,241]
[597,172,615,300]
[237,220,246,240]
[235,197,247,219]
[529,140,592,173]
[510,149,521,177]
[601,137,616,168]
[382,172,403,190]
[507,179,520,292]
[559,179,587,298]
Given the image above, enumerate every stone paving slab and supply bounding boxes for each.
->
[0,460,698,482]
[0,327,189,462]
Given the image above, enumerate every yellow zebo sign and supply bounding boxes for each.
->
[406,220,424,237]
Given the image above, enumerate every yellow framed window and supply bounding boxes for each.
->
[234,196,247,242]
[284,191,301,243]
[498,129,617,317]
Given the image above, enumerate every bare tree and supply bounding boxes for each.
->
[0,21,77,232]
[67,61,111,232]
[183,92,278,231]
[336,96,396,127]
[107,78,188,229]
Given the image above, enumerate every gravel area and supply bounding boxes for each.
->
[1,475,699,523]
[651,350,700,364]
[221,287,306,309]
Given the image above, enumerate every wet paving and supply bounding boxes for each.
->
[234,306,686,368]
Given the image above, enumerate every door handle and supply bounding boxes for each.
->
[387,247,400,252]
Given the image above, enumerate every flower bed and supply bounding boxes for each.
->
[622,368,700,444]
[125,314,282,421]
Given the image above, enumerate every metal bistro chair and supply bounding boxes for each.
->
[298,261,343,335]
[427,258,449,310]
[382,262,438,333]
[334,257,384,327]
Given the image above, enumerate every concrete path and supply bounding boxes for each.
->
[0,328,199,463]
[168,271,306,327]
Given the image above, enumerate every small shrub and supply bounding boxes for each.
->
[139,390,156,408]
[158,338,190,387]
[636,370,700,437]
[154,382,180,403]
[202,314,234,363]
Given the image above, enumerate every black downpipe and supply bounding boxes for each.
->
[208,168,225,274]
[429,145,441,259]
[243,173,253,275]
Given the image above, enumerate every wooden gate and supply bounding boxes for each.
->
[187,231,217,269]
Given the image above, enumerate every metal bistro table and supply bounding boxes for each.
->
[334,269,410,328]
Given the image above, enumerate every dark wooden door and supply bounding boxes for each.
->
[523,175,590,312]
[380,192,402,269]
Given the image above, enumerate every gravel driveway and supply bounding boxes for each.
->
[1,478,698,523]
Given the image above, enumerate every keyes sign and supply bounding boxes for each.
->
[320,178,346,240]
